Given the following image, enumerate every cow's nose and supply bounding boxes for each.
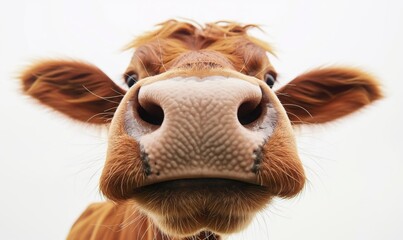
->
[126,75,276,185]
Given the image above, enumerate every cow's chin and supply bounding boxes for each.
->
[131,178,273,238]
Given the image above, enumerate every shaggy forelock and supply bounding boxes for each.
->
[125,20,275,76]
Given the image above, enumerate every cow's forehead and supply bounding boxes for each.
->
[138,68,262,86]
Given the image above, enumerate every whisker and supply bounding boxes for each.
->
[239,52,252,74]
[103,106,118,112]
[157,38,168,72]
[82,85,120,103]
[85,112,115,124]
[110,87,126,96]
[282,103,313,118]
[133,52,151,77]
[285,110,309,125]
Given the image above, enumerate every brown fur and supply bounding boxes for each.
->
[67,201,221,240]
[125,20,274,79]
[20,60,125,124]
[277,67,382,124]
[20,20,382,239]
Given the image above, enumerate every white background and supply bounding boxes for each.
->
[0,0,402,239]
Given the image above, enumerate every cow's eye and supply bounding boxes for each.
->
[264,72,276,88]
[125,73,138,88]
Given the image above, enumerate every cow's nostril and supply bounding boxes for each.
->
[137,102,164,126]
[237,100,263,126]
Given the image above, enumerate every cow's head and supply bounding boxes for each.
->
[20,20,382,238]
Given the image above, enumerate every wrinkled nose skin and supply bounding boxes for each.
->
[131,74,274,185]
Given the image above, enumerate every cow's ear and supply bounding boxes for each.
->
[20,60,126,124]
[276,67,382,124]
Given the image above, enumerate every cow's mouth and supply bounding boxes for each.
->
[132,178,268,200]
[136,178,259,190]
[131,178,272,237]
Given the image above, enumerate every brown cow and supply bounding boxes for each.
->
[20,20,382,240]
